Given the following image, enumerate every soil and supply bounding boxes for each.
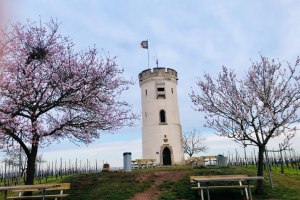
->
[130,170,189,200]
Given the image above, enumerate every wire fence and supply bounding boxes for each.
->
[0,158,115,186]
[1,146,299,186]
[226,147,300,175]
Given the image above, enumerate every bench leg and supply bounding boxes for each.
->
[42,188,46,200]
[247,183,253,200]
[55,190,64,200]
[239,181,249,200]
[206,187,210,200]
[206,182,210,200]
[200,189,204,200]
[198,182,204,200]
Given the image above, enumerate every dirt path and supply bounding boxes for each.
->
[130,171,189,200]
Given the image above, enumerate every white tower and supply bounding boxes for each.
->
[139,67,184,165]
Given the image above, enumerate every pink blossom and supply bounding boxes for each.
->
[0,19,136,185]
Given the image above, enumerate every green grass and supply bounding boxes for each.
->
[61,166,300,200]
[63,172,153,200]
[233,165,300,199]
[1,165,299,200]
[261,170,300,200]
[0,174,74,186]
[154,166,300,200]
[267,165,300,175]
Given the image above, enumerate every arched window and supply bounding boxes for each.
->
[160,110,166,123]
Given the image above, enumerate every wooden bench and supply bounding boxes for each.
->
[190,174,252,183]
[132,159,156,169]
[190,175,256,200]
[5,183,70,200]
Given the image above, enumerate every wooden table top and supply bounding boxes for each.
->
[0,184,60,191]
[193,176,264,182]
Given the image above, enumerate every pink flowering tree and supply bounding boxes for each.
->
[0,19,136,185]
[190,56,300,194]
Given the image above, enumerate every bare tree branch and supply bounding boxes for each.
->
[183,129,208,157]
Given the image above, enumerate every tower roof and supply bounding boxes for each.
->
[138,68,178,85]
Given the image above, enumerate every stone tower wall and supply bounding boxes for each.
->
[139,67,184,165]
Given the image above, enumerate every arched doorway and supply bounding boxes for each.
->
[163,147,172,165]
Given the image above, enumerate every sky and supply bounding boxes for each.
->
[1,0,300,168]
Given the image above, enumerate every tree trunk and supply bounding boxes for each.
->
[25,144,38,185]
[256,145,265,195]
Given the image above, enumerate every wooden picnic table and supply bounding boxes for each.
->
[132,159,156,169]
[192,175,264,200]
[0,184,61,200]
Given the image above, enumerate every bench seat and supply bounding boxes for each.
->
[191,185,255,190]
[190,174,249,183]
[7,194,69,199]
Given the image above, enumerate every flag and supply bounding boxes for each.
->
[140,40,148,49]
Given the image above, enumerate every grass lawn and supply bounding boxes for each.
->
[154,165,300,200]
[1,165,299,200]
[62,172,153,200]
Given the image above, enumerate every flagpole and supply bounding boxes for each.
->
[140,39,150,69]
[147,39,149,69]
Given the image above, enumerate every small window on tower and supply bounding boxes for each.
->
[171,88,173,94]
[145,90,147,96]
[156,81,166,99]
[160,110,166,124]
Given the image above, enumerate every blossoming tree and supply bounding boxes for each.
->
[190,56,300,194]
[0,19,136,185]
